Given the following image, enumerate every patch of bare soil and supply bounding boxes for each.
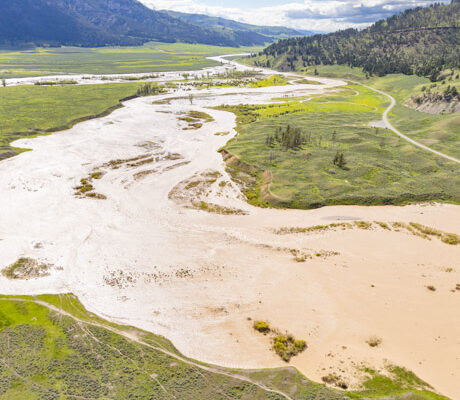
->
[104,265,225,288]
[407,99,460,114]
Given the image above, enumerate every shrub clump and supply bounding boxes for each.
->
[354,221,373,230]
[321,373,348,389]
[272,334,306,362]
[90,172,104,179]
[2,257,52,279]
[409,222,441,237]
[253,321,270,333]
[252,321,307,361]
[441,232,460,245]
[74,171,106,200]
[374,221,390,230]
[366,336,382,347]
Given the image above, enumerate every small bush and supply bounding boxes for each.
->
[426,285,436,292]
[321,373,347,389]
[294,339,306,352]
[76,184,94,193]
[91,172,104,179]
[441,233,460,245]
[86,192,107,200]
[253,321,270,333]
[374,221,390,230]
[354,221,372,230]
[366,336,382,347]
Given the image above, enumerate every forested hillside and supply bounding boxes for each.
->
[252,1,460,78]
[0,0,290,47]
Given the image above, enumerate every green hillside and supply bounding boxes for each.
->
[250,2,459,78]
[0,0,280,48]
[0,294,451,399]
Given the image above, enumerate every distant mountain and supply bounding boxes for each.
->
[0,0,312,48]
[163,10,315,42]
[252,1,460,78]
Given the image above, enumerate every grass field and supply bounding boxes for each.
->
[0,294,450,399]
[0,42,261,77]
[220,84,460,208]
[0,83,142,160]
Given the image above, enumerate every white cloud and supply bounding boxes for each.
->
[139,0,449,32]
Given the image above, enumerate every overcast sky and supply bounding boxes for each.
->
[139,0,448,32]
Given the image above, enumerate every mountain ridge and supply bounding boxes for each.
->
[0,0,310,48]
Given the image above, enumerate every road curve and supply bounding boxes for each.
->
[220,54,459,165]
[356,82,460,164]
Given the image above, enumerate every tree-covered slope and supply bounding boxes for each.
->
[252,1,460,78]
[0,0,269,47]
[0,0,126,47]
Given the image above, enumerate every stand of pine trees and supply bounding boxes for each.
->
[265,125,307,150]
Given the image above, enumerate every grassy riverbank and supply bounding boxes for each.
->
[0,42,261,78]
[219,83,460,208]
[0,293,450,399]
[0,83,142,160]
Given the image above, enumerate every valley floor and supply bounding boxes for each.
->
[0,56,458,399]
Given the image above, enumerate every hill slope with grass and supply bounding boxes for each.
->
[251,1,460,78]
[0,294,451,399]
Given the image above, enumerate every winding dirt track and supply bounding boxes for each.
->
[355,81,460,164]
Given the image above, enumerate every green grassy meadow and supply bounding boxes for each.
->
[241,57,459,160]
[220,83,460,208]
[0,42,261,77]
[0,83,142,160]
[0,294,450,399]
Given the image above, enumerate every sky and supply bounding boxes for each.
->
[139,0,449,32]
